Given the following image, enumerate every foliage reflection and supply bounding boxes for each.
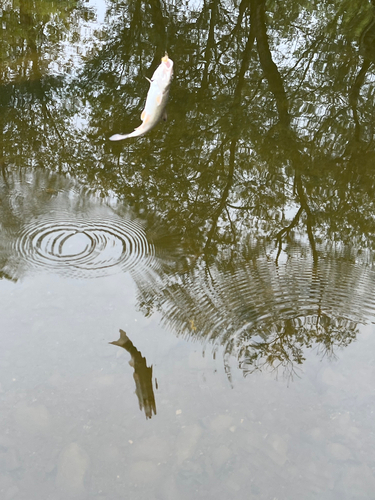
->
[2,0,375,376]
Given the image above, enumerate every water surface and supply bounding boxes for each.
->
[1,1,375,499]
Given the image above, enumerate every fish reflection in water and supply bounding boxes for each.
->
[109,54,173,141]
[109,329,156,419]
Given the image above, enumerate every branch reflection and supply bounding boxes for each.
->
[2,0,375,379]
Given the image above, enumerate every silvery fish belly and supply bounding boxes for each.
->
[110,55,174,141]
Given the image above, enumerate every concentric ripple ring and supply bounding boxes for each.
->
[14,213,155,278]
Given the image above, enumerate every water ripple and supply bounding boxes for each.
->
[142,252,375,354]
[13,212,154,279]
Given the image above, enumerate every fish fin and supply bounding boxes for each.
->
[145,77,152,83]
[141,110,146,120]
[156,94,162,105]
[162,111,167,122]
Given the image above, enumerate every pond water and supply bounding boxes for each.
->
[1,1,375,499]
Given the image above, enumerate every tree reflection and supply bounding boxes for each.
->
[0,0,94,171]
[2,0,375,376]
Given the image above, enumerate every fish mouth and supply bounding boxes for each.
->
[162,55,173,69]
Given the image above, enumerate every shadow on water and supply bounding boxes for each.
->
[109,329,157,420]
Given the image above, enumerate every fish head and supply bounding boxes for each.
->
[161,54,174,78]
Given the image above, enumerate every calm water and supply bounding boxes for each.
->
[1,1,375,499]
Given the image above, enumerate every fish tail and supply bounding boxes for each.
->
[109,127,145,141]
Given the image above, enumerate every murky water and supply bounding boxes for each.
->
[1,1,375,499]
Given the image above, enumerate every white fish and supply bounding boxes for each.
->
[110,54,174,141]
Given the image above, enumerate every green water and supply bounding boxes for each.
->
[1,1,375,498]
